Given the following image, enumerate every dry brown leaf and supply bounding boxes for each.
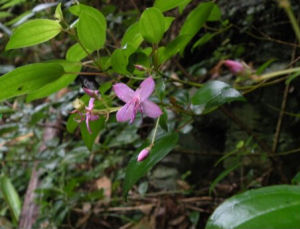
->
[95,176,111,199]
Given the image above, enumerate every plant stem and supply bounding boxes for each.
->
[256,67,300,81]
[278,0,300,44]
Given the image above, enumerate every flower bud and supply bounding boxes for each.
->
[83,87,99,98]
[137,147,151,162]
[72,98,85,110]
[224,60,244,74]
[134,65,146,71]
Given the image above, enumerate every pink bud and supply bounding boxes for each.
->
[224,60,244,74]
[134,65,146,71]
[83,88,99,98]
[137,148,150,162]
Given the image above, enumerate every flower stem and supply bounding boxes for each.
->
[256,67,300,81]
[151,116,160,146]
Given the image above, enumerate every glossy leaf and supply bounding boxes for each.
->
[123,133,178,199]
[154,0,191,12]
[179,2,215,53]
[80,116,105,151]
[191,81,245,113]
[206,185,300,229]
[26,60,81,102]
[139,7,165,44]
[0,63,64,101]
[77,5,106,51]
[6,19,62,50]
[0,175,21,223]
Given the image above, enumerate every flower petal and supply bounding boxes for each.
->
[113,83,134,103]
[116,101,136,123]
[136,77,155,101]
[87,98,95,110]
[90,114,99,121]
[141,100,162,118]
[86,114,92,134]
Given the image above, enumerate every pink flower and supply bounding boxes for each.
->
[224,60,244,74]
[85,97,99,134]
[72,88,100,134]
[137,147,150,162]
[113,77,162,123]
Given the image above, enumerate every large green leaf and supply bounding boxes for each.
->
[178,2,215,53]
[77,4,106,51]
[191,80,245,113]
[26,60,81,102]
[154,0,191,12]
[139,7,165,44]
[123,133,178,199]
[6,19,62,50]
[206,185,300,229]
[0,63,64,101]
[0,175,21,223]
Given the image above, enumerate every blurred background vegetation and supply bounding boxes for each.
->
[0,0,300,228]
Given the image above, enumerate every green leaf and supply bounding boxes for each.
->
[5,10,31,26]
[206,185,300,229]
[0,11,12,19]
[159,108,168,132]
[66,43,89,62]
[80,116,105,151]
[0,175,21,223]
[26,60,81,102]
[121,22,143,50]
[6,19,62,50]
[191,81,245,113]
[1,0,25,9]
[154,0,191,12]
[54,2,63,21]
[164,16,174,32]
[209,163,240,194]
[99,81,112,95]
[158,35,189,64]
[207,5,221,21]
[123,133,178,199]
[192,33,215,51]
[178,0,192,13]
[0,63,64,101]
[179,2,215,53]
[286,71,300,85]
[77,4,106,51]
[111,46,135,74]
[139,7,165,44]
[66,113,78,134]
